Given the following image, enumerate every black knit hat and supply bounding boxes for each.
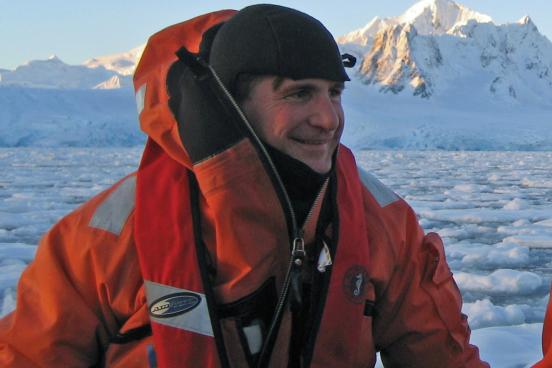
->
[207,4,351,93]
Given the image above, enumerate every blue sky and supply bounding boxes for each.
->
[1,0,551,70]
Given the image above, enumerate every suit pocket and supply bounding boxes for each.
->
[217,277,277,367]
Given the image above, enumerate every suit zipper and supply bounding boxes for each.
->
[257,180,328,367]
[206,61,327,367]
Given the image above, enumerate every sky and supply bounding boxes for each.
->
[1,0,551,70]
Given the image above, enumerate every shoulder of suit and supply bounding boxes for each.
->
[88,174,136,236]
[357,167,400,208]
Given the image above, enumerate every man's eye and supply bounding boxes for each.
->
[330,88,343,99]
[286,89,311,100]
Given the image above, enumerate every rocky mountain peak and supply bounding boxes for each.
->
[338,0,492,51]
[399,0,492,33]
[342,0,551,101]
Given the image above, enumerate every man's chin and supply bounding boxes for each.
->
[291,149,334,174]
[303,159,332,174]
[278,144,334,173]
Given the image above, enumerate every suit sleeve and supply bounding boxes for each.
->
[0,187,148,368]
[372,204,489,367]
[0,215,112,367]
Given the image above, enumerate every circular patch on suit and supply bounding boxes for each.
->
[342,265,368,304]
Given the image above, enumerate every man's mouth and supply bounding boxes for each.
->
[292,138,329,145]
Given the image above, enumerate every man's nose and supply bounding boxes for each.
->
[308,95,341,131]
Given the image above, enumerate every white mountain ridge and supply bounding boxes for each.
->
[338,0,492,48]
[0,42,146,147]
[339,0,552,101]
[83,45,145,76]
[0,55,133,90]
[0,47,144,90]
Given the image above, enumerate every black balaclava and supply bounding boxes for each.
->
[208,4,350,94]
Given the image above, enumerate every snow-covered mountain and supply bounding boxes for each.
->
[0,55,132,90]
[83,45,144,76]
[334,0,552,151]
[0,45,145,90]
[338,0,492,48]
[0,52,142,146]
[339,0,552,101]
[0,55,141,146]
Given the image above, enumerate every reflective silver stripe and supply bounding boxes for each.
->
[358,167,399,208]
[135,83,146,116]
[144,280,214,337]
[89,175,136,235]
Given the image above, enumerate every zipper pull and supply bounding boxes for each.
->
[290,237,306,311]
[291,237,306,266]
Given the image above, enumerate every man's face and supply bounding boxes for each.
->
[241,77,345,174]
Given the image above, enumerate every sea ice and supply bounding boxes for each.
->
[1,148,551,366]
[455,269,543,295]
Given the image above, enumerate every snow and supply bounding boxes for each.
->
[338,0,492,47]
[346,13,552,102]
[0,56,132,90]
[1,148,550,366]
[337,16,391,47]
[340,70,552,150]
[336,0,552,152]
[447,241,531,269]
[470,323,544,368]
[337,6,552,146]
[462,299,527,329]
[0,86,144,147]
[83,45,145,76]
[455,269,543,295]
[397,0,493,35]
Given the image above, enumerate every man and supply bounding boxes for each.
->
[0,5,488,367]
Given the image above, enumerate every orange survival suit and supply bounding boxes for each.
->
[0,10,489,368]
[534,291,552,367]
